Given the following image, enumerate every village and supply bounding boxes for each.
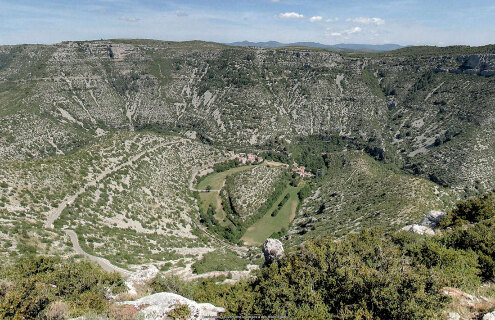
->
[291,162,315,178]
[234,152,263,165]
[229,151,314,178]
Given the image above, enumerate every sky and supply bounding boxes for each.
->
[0,0,494,46]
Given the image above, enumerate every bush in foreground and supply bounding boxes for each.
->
[0,256,125,319]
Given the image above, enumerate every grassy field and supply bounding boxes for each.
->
[199,191,229,225]
[241,185,300,246]
[196,162,297,244]
[197,165,255,225]
[192,248,248,274]
[197,165,254,190]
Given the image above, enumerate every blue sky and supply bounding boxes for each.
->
[1,0,494,46]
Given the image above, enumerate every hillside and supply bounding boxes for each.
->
[1,39,495,278]
[1,40,494,191]
[290,151,456,241]
[3,192,495,319]
[0,131,228,270]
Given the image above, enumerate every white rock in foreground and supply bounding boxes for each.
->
[483,310,495,320]
[402,210,447,236]
[447,312,460,320]
[119,292,225,319]
[401,224,435,236]
[262,238,284,264]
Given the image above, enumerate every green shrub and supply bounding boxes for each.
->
[441,191,495,226]
[181,229,449,319]
[168,304,191,320]
[438,191,495,280]
[150,275,195,297]
[442,217,495,281]
[297,184,311,201]
[213,159,240,173]
[405,239,481,289]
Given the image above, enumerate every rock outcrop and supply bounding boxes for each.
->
[401,210,447,236]
[119,292,225,320]
[457,54,495,77]
[262,238,284,265]
[125,265,159,295]
[401,224,435,236]
[442,287,495,320]
[419,210,447,228]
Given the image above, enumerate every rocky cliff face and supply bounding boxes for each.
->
[1,40,494,192]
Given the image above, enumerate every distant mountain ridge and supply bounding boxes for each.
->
[226,41,405,52]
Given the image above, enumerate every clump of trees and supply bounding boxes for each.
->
[438,191,495,280]
[297,184,311,201]
[213,159,240,173]
[271,194,290,217]
[441,191,495,225]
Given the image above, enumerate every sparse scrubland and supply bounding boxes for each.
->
[1,40,495,318]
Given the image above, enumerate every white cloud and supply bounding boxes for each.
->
[347,17,384,25]
[309,16,323,22]
[326,17,339,22]
[346,26,362,34]
[270,0,280,2]
[326,26,362,37]
[278,12,304,19]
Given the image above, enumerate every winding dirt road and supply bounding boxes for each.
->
[65,229,132,277]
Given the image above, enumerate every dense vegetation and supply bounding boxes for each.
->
[439,191,495,281]
[262,135,345,175]
[213,159,240,173]
[0,256,125,319]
